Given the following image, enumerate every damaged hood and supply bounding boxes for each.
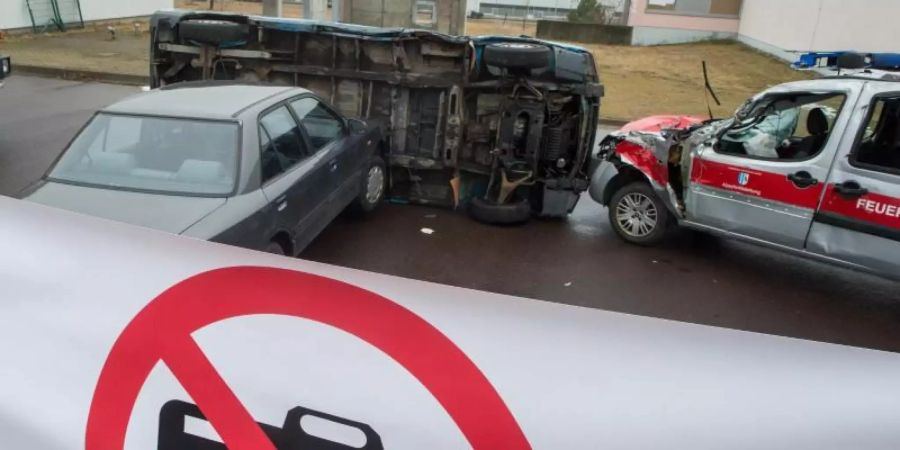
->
[619,115,704,133]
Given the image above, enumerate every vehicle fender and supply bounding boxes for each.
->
[592,158,683,220]
[588,159,619,205]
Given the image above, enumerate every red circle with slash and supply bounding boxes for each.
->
[85,266,530,450]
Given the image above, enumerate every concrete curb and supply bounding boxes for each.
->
[598,118,629,128]
[14,65,149,86]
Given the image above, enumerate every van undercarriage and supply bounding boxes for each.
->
[150,11,603,222]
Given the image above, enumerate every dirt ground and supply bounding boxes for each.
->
[466,19,812,121]
[0,26,149,76]
[0,13,811,121]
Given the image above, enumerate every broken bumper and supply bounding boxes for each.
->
[588,158,618,205]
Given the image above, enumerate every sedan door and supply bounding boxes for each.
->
[258,105,331,253]
[685,91,854,249]
[807,89,900,276]
[288,96,359,215]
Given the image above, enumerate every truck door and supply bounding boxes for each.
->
[807,89,900,275]
[686,90,853,249]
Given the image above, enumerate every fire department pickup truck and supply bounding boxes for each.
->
[590,64,900,279]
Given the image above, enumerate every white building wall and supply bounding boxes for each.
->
[1,0,173,30]
[739,0,900,60]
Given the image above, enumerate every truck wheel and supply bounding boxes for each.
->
[608,182,669,246]
[483,42,551,70]
[468,197,531,225]
[349,157,386,214]
[179,20,250,46]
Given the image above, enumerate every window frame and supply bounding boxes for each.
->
[287,95,347,153]
[257,102,313,185]
[44,111,243,198]
[645,0,743,19]
[848,92,900,178]
[412,0,437,28]
[712,91,848,163]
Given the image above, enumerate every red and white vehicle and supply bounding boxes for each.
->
[3,195,900,448]
[590,72,900,279]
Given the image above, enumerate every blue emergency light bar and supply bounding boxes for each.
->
[793,52,900,71]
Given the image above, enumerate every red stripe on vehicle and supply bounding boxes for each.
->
[819,185,900,229]
[615,141,668,185]
[690,159,822,209]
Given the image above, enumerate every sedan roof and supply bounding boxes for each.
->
[103,83,301,120]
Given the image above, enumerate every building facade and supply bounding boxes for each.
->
[625,0,899,61]
[1,0,173,31]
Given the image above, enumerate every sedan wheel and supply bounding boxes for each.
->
[350,157,386,214]
[365,165,385,205]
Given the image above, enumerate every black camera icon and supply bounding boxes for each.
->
[158,399,383,449]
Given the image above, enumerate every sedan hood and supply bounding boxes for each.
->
[25,181,226,234]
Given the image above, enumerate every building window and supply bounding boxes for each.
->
[413,0,436,28]
[646,0,742,18]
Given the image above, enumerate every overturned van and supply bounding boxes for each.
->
[149,11,603,223]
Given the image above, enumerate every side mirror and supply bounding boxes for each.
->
[347,118,367,135]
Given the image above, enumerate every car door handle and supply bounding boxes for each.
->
[329,159,339,172]
[274,195,287,211]
[833,181,869,199]
[787,171,818,188]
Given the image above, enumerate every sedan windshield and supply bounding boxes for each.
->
[49,113,239,196]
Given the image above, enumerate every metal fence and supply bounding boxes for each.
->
[25,0,84,33]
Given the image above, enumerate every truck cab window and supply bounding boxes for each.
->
[717,93,845,160]
[853,97,900,173]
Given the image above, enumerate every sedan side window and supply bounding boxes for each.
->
[259,106,308,182]
[289,98,344,151]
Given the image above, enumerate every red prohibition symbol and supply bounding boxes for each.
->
[85,266,531,449]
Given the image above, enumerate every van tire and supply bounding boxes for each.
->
[608,182,669,246]
[468,197,532,225]
[179,20,250,46]
[483,42,551,70]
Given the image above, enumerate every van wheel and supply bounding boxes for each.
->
[608,182,669,246]
[179,20,250,46]
[350,157,386,214]
[468,197,531,225]
[483,42,551,70]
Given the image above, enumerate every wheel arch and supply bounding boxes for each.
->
[604,163,683,221]
[269,230,294,256]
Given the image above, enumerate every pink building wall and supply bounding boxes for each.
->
[626,0,740,33]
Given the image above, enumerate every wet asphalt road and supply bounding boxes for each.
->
[3,75,900,353]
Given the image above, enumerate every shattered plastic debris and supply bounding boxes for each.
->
[564,282,572,287]
[420,227,435,235]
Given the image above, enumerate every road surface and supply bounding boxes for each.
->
[3,75,899,352]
